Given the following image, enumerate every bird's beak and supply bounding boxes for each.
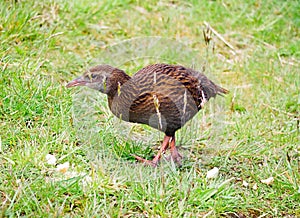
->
[66,76,88,88]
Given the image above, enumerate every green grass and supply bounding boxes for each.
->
[1,0,299,217]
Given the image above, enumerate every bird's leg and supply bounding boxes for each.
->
[169,136,183,166]
[132,135,171,167]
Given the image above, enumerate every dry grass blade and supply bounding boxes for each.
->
[204,21,236,53]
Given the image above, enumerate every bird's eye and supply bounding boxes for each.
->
[91,74,97,79]
[87,74,97,81]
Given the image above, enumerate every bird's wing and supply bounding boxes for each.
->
[133,63,228,109]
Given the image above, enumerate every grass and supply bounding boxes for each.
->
[0,0,299,217]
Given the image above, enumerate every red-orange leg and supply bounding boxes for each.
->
[169,136,183,166]
[132,135,171,167]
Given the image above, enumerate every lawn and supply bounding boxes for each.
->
[0,0,299,217]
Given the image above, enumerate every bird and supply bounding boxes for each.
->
[66,63,228,167]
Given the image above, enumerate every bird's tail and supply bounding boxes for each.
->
[216,85,229,96]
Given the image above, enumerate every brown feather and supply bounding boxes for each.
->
[105,63,227,136]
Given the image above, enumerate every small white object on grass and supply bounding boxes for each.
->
[242,180,249,187]
[252,183,258,190]
[82,176,93,187]
[45,154,56,165]
[261,177,274,185]
[206,167,219,179]
[56,162,70,173]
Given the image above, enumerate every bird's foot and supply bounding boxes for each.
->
[170,148,183,166]
[131,154,158,167]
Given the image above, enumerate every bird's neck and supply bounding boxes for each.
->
[106,69,133,120]
[106,69,131,97]
[106,70,138,121]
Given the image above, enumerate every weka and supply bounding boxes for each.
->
[67,63,228,167]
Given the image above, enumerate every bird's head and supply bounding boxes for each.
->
[66,65,130,95]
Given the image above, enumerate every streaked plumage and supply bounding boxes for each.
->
[67,63,228,166]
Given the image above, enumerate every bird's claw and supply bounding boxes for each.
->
[131,154,158,167]
[170,150,183,166]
